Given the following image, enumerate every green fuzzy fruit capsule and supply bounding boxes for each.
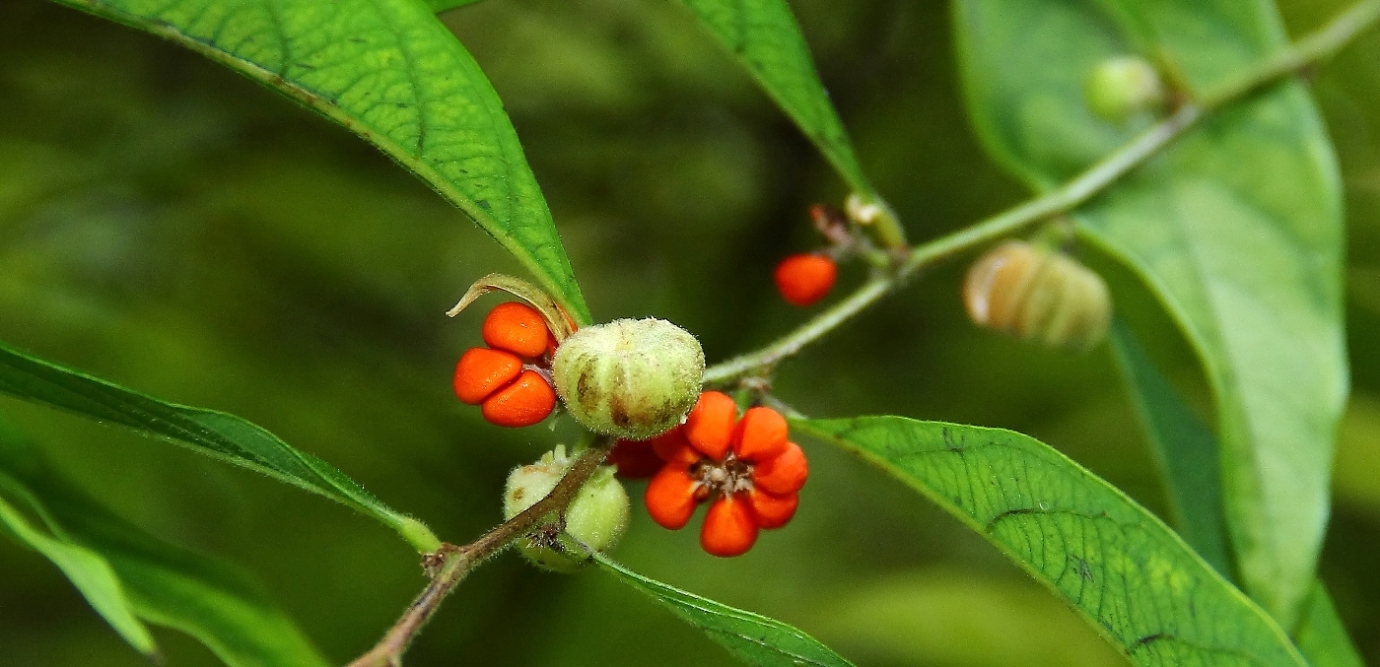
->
[503,446,630,573]
[1084,55,1165,122]
[552,318,705,440]
[963,241,1111,351]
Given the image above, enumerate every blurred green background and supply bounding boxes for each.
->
[2,0,1378,665]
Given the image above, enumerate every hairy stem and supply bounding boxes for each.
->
[346,444,608,667]
[704,0,1380,386]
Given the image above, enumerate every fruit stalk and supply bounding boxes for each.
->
[346,442,610,667]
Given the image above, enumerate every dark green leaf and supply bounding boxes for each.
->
[674,0,872,196]
[954,0,1346,625]
[595,554,856,667]
[48,0,590,323]
[795,416,1306,667]
[0,339,439,552]
[1107,319,1232,577]
[1108,322,1365,660]
[0,424,330,667]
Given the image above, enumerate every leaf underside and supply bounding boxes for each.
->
[673,0,873,197]
[0,339,438,552]
[0,423,329,667]
[48,0,590,323]
[596,554,857,667]
[795,416,1307,667]
[953,0,1346,625]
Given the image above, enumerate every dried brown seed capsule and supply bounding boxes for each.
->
[964,241,1111,350]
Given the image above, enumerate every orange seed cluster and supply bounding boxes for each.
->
[609,391,809,557]
[774,253,837,307]
[453,302,559,427]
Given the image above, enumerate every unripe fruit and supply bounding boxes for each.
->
[503,446,630,572]
[963,241,1111,350]
[1084,55,1165,122]
[481,370,557,427]
[483,301,552,358]
[552,318,705,440]
[774,254,837,307]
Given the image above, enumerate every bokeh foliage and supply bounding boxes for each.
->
[1,0,1379,665]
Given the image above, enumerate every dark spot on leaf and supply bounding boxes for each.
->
[477,199,491,211]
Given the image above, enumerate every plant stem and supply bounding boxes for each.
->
[346,443,608,667]
[704,0,1380,386]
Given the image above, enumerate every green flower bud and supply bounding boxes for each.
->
[552,318,704,440]
[503,446,630,573]
[963,241,1111,351]
[1084,55,1165,122]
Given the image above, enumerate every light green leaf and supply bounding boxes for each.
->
[1294,582,1365,667]
[48,0,590,324]
[1108,322,1366,663]
[795,416,1306,667]
[673,0,872,196]
[0,339,440,553]
[953,0,1346,625]
[595,554,856,667]
[0,424,330,667]
[1107,319,1232,577]
[0,486,156,657]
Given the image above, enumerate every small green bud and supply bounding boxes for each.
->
[1084,55,1165,122]
[552,318,704,440]
[503,446,630,572]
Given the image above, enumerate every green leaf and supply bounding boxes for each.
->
[0,339,440,553]
[1295,582,1365,667]
[47,0,590,324]
[595,554,857,667]
[953,0,1346,625]
[795,416,1306,667]
[673,0,872,196]
[0,424,330,667]
[0,486,156,657]
[1108,322,1366,662]
[426,0,483,12]
[1107,319,1232,577]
